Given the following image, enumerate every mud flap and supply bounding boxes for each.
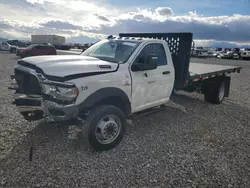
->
[224,76,231,98]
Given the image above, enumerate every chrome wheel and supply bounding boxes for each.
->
[218,83,225,101]
[95,114,121,144]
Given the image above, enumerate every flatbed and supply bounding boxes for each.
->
[188,62,241,81]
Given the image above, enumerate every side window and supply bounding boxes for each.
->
[135,43,168,66]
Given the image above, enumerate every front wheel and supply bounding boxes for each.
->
[83,105,126,151]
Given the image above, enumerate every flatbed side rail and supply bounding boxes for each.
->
[186,66,242,85]
[119,32,193,89]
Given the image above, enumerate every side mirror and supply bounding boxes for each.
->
[132,55,158,71]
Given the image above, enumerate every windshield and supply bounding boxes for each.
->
[26,44,36,49]
[81,39,141,63]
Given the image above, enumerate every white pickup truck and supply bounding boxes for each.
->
[0,41,19,52]
[10,33,242,151]
[0,41,11,51]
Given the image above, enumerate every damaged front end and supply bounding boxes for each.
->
[9,60,80,123]
[9,65,44,121]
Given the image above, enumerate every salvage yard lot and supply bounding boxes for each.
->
[0,52,250,187]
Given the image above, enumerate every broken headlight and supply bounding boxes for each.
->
[42,82,79,102]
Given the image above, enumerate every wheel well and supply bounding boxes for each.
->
[79,96,131,118]
[95,96,131,117]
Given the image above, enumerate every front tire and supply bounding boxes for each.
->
[83,105,126,151]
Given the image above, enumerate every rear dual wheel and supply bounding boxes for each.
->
[204,82,226,104]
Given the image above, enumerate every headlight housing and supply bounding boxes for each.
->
[41,81,79,102]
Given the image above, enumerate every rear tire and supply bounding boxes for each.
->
[10,48,16,53]
[204,82,225,104]
[83,105,126,151]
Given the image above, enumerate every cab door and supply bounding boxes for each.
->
[130,42,174,113]
[1,42,10,51]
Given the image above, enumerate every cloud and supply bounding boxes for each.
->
[156,7,173,16]
[188,11,200,17]
[41,20,83,30]
[94,14,110,22]
[0,20,13,29]
[0,0,250,47]
[194,40,250,48]
[89,12,250,44]
[68,35,99,43]
[133,14,151,21]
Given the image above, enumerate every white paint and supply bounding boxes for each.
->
[0,42,11,51]
[128,40,175,112]
[25,38,175,114]
[122,42,137,47]
[23,55,118,77]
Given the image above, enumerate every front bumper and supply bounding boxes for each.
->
[42,100,79,123]
[9,75,43,121]
[13,93,42,112]
[9,69,79,123]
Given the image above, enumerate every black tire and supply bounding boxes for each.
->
[24,51,31,58]
[83,105,126,151]
[204,82,225,104]
[10,48,16,53]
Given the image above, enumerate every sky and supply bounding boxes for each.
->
[0,0,250,47]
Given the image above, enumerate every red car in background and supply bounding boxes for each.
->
[17,44,57,58]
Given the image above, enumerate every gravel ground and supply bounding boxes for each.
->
[0,52,250,188]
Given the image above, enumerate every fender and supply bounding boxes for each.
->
[79,87,131,116]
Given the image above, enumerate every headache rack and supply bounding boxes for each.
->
[119,32,193,89]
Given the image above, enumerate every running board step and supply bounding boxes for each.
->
[131,105,166,119]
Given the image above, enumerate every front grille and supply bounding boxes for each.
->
[14,68,42,95]
[15,98,41,106]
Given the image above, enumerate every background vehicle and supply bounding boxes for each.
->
[10,32,242,151]
[240,48,250,60]
[54,44,72,50]
[231,48,241,60]
[6,40,30,53]
[0,41,18,52]
[17,44,57,58]
[0,41,10,51]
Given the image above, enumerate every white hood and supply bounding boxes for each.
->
[22,55,118,77]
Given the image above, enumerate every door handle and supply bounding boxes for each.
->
[148,80,155,84]
[162,71,170,75]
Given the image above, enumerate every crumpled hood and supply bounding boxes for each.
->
[22,55,118,77]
